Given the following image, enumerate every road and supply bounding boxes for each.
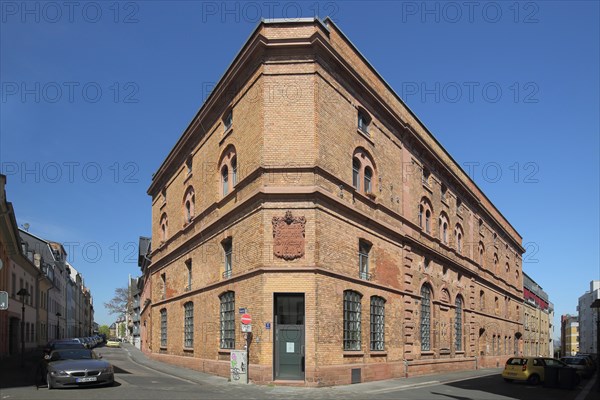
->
[0,345,596,400]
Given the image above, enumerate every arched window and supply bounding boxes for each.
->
[370,296,385,351]
[420,285,431,351]
[221,166,229,196]
[455,224,463,253]
[160,213,168,242]
[455,296,463,351]
[478,242,485,267]
[493,253,499,274]
[343,290,362,351]
[479,290,485,311]
[364,166,373,193]
[219,145,237,197]
[183,186,195,224]
[505,262,510,274]
[419,198,433,234]
[352,148,376,196]
[352,158,361,190]
[219,291,235,349]
[231,156,237,186]
[439,214,449,244]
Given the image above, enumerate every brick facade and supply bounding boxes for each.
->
[142,18,525,385]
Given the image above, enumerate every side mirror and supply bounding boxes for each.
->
[44,355,51,360]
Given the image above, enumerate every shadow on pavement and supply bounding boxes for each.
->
[444,373,584,400]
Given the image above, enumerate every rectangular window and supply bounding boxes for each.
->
[220,292,235,349]
[224,110,233,131]
[223,239,232,279]
[420,285,431,351]
[161,273,166,299]
[184,302,194,348]
[186,157,192,176]
[358,111,370,134]
[343,290,362,351]
[370,296,385,351]
[160,309,167,347]
[358,240,371,280]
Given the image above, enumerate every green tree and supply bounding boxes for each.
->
[119,323,126,337]
[98,325,110,337]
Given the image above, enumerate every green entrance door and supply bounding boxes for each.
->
[274,293,305,380]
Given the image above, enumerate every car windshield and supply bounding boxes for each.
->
[51,349,95,361]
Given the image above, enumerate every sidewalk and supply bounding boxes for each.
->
[121,342,502,392]
[0,348,44,389]
[121,343,228,386]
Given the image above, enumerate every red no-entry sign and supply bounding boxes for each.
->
[241,314,252,325]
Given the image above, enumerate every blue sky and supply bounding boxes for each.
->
[1,1,598,333]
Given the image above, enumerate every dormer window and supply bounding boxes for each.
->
[357,109,371,135]
[223,110,233,132]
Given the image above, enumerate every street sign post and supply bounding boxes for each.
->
[240,314,251,325]
[241,324,252,333]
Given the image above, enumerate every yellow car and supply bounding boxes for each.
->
[502,356,570,384]
[106,338,121,348]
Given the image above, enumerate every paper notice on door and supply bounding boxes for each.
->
[286,342,295,353]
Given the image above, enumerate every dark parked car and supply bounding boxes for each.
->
[561,356,595,378]
[45,349,114,389]
[43,340,86,355]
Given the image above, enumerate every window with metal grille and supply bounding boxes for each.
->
[420,285,431,351]
[220,291,235,349]
[184,302,193,348]
[231,156,237,186]
[455,296,463,351]
[343,290,362,351]
[370,296,385,351]
[160,308,167,347]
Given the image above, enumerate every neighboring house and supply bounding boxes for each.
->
[138,236,152,353]
[522,273,551,356]
[577,281,600,355]
[561,314,579,356]
[0,175,43,355]
[141,19,526,385]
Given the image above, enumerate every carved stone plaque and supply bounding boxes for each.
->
[272,211,306,260]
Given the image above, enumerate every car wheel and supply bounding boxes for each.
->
[503,378,513,383]
[46,373,53,390]
[527,374,540,385]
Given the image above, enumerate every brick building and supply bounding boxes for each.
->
[142,18,525,385]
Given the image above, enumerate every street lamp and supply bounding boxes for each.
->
[56,312,62,340]
[16,288,30,367]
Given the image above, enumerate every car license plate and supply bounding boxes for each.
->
[76,377,97,383]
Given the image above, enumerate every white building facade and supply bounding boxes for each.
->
[578,280,600,355]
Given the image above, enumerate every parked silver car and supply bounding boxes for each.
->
[560,356,595,378]
[45,349,114,389]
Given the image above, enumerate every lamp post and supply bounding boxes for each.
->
[55,312,61,340]
[16,288,30,367]
[590,299,600,392]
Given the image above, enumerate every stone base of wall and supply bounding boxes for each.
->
[144,351,504,386]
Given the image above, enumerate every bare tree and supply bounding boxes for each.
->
[103,287,131,316]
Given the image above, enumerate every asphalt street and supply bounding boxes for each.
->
[0,344,596,400]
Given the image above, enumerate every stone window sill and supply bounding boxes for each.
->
[357,128,374,145]
[183,347,194,352]
[220,127,234,145]
[343,351,364,357]
[370,351,387,357]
